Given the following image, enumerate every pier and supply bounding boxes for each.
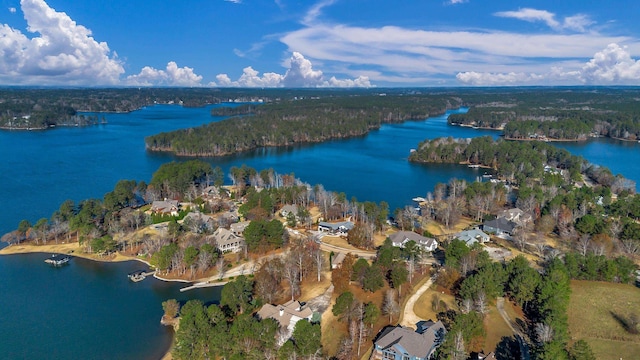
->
[128,270,156,282]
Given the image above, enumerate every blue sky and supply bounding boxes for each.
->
[1,0,639,87]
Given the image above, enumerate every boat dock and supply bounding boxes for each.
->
[44,255,70,266]
[179,280,227,292]
[128,270,155,282]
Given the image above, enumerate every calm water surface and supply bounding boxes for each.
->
[1,103,639,359]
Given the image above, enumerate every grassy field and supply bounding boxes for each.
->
[413,286,457,321]
[483,304,516,353]
[568,280,640,360]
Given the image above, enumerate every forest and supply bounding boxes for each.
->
[447,88,640,141]
[144,94,462,156]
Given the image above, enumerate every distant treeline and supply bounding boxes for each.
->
[409,136,586,183]
[447,88,640,141]
[145,94,462,157]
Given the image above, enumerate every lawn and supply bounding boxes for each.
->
[483,304,516,353]
[568,280,640,360]
[413,286,457,321]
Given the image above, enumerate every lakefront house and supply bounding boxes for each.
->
[370,320,446,360]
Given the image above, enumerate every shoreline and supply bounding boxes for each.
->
[503,136,586,142]
[0,241,181,360]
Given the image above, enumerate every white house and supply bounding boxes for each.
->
[318,221,354,236]
[389,231,438,252]
[150,199,180,216]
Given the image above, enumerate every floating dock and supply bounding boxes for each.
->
[128,270,155,282]
[44,255,70,266]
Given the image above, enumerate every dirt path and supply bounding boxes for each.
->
[400,275,435,328]
[496,297,530,360]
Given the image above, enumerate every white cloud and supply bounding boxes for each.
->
[224,0,242,4]
[276,2,639,85]
[494,8,593,32]
[446,0,468,5]
[8,7,16,13]
[213,52,371,88]
[456,43,640,85]
[126,61,203,86]
[579,43,640,83]
[0,0,124,85]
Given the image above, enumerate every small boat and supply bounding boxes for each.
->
[44,254,70,266]
[128,270,146,282]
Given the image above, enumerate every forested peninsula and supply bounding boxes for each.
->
[144,94,462,156]
[447,88,640,141]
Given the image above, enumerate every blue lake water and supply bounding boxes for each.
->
[1,103,639,358]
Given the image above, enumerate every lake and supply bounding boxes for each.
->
[1,102,639,358]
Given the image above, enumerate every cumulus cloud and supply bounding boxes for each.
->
[213,52,371,88]
[0,0,124,85]
[456,43,640,85]
[276,1,638,85]
[447,0,468,5]
[494,8,593,32]
[126,62,203,86]
[8,7,16,13]
[579,43,640,83]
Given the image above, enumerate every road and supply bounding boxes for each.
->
[496,297,530,360]
[400,275,435,328]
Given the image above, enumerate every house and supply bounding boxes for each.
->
[208,227,245,253]
[331,252,346,269]
[454,229,490,247]
[150,199,180,216]
[256,300,313,344]
[318,221,354,236]
[280,204,299,218]
[496,208,533,226]
[201,185,221,198]
[389,231,438,252]
[477,352,497,360]
[230,220,250,236]
[482,218,517,237]
[370,321,446,360]
[182,211,215,231]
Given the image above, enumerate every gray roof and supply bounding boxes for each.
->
[209,227,244,247]
[374,321,446,359]
[455,229,490,245]
[389,231,437,249]
[318,221,354,231]
[482,218,517,234]
[256,300,313,328]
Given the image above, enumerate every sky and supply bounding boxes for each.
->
[1,0,640,87]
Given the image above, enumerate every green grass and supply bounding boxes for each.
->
[568,280,640,360]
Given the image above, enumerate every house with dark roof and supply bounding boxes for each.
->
[389,231,438,252]
[370,321,446,360]
[482,218,517,237]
